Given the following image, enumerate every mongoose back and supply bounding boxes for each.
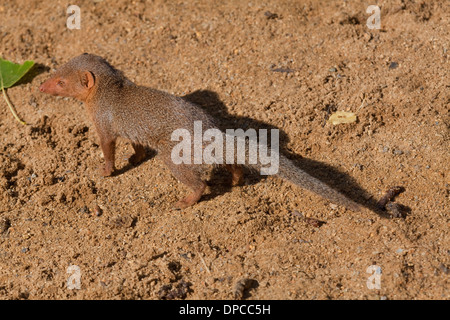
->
[40,53,360,211]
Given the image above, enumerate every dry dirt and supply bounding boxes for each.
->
[0,0,448,300]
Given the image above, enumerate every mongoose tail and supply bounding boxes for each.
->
[275,155,361,212]
[231,134,362,212]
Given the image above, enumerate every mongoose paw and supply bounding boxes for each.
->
[174,199,194,210]
[174,192,203,209]
[98,165,114,177]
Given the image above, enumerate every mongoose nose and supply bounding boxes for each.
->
[39,84,45,92]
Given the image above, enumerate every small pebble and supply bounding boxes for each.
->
[389,62,398,69]
[264,11,279,19]
[28,96,38,108]
[94,205,103,217]
[0,217,11,234]
[78,206,90,215]
[439,264,449,274]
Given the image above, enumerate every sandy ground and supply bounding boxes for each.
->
[0,0,448,299]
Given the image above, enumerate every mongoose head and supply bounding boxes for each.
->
[39,53,125,102]
[39,66,95,102]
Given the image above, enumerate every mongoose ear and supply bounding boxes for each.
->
[82,71,95,89]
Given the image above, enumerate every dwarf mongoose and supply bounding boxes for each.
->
[40,53,360,211]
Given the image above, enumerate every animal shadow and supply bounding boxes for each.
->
[16,63,50,86]
[183,90,402,217]
[113,148,158,176]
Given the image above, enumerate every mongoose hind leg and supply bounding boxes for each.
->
[175,180,207,209]
[162,156,207,209]
[226,164,244,186]
[128,143,146,165]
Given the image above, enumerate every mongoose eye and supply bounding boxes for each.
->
[57,80,65,87]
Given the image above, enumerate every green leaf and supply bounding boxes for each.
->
[0,58,35,89]
[0,58,35,125]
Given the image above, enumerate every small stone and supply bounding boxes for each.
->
[78,206,90,214]
[439,264,449,274]
[389,62,398,69]
[94,205,103,217]
[264,11,279,19]
[28,96,38,108]
[0,217,11,234]
[363,33,372,41]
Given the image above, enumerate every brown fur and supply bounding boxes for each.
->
[40,53,360,211]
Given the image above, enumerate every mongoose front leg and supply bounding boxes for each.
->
[128,143,146,165]
[99,138,116,177]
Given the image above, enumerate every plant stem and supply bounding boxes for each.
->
[0,75,27,125]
